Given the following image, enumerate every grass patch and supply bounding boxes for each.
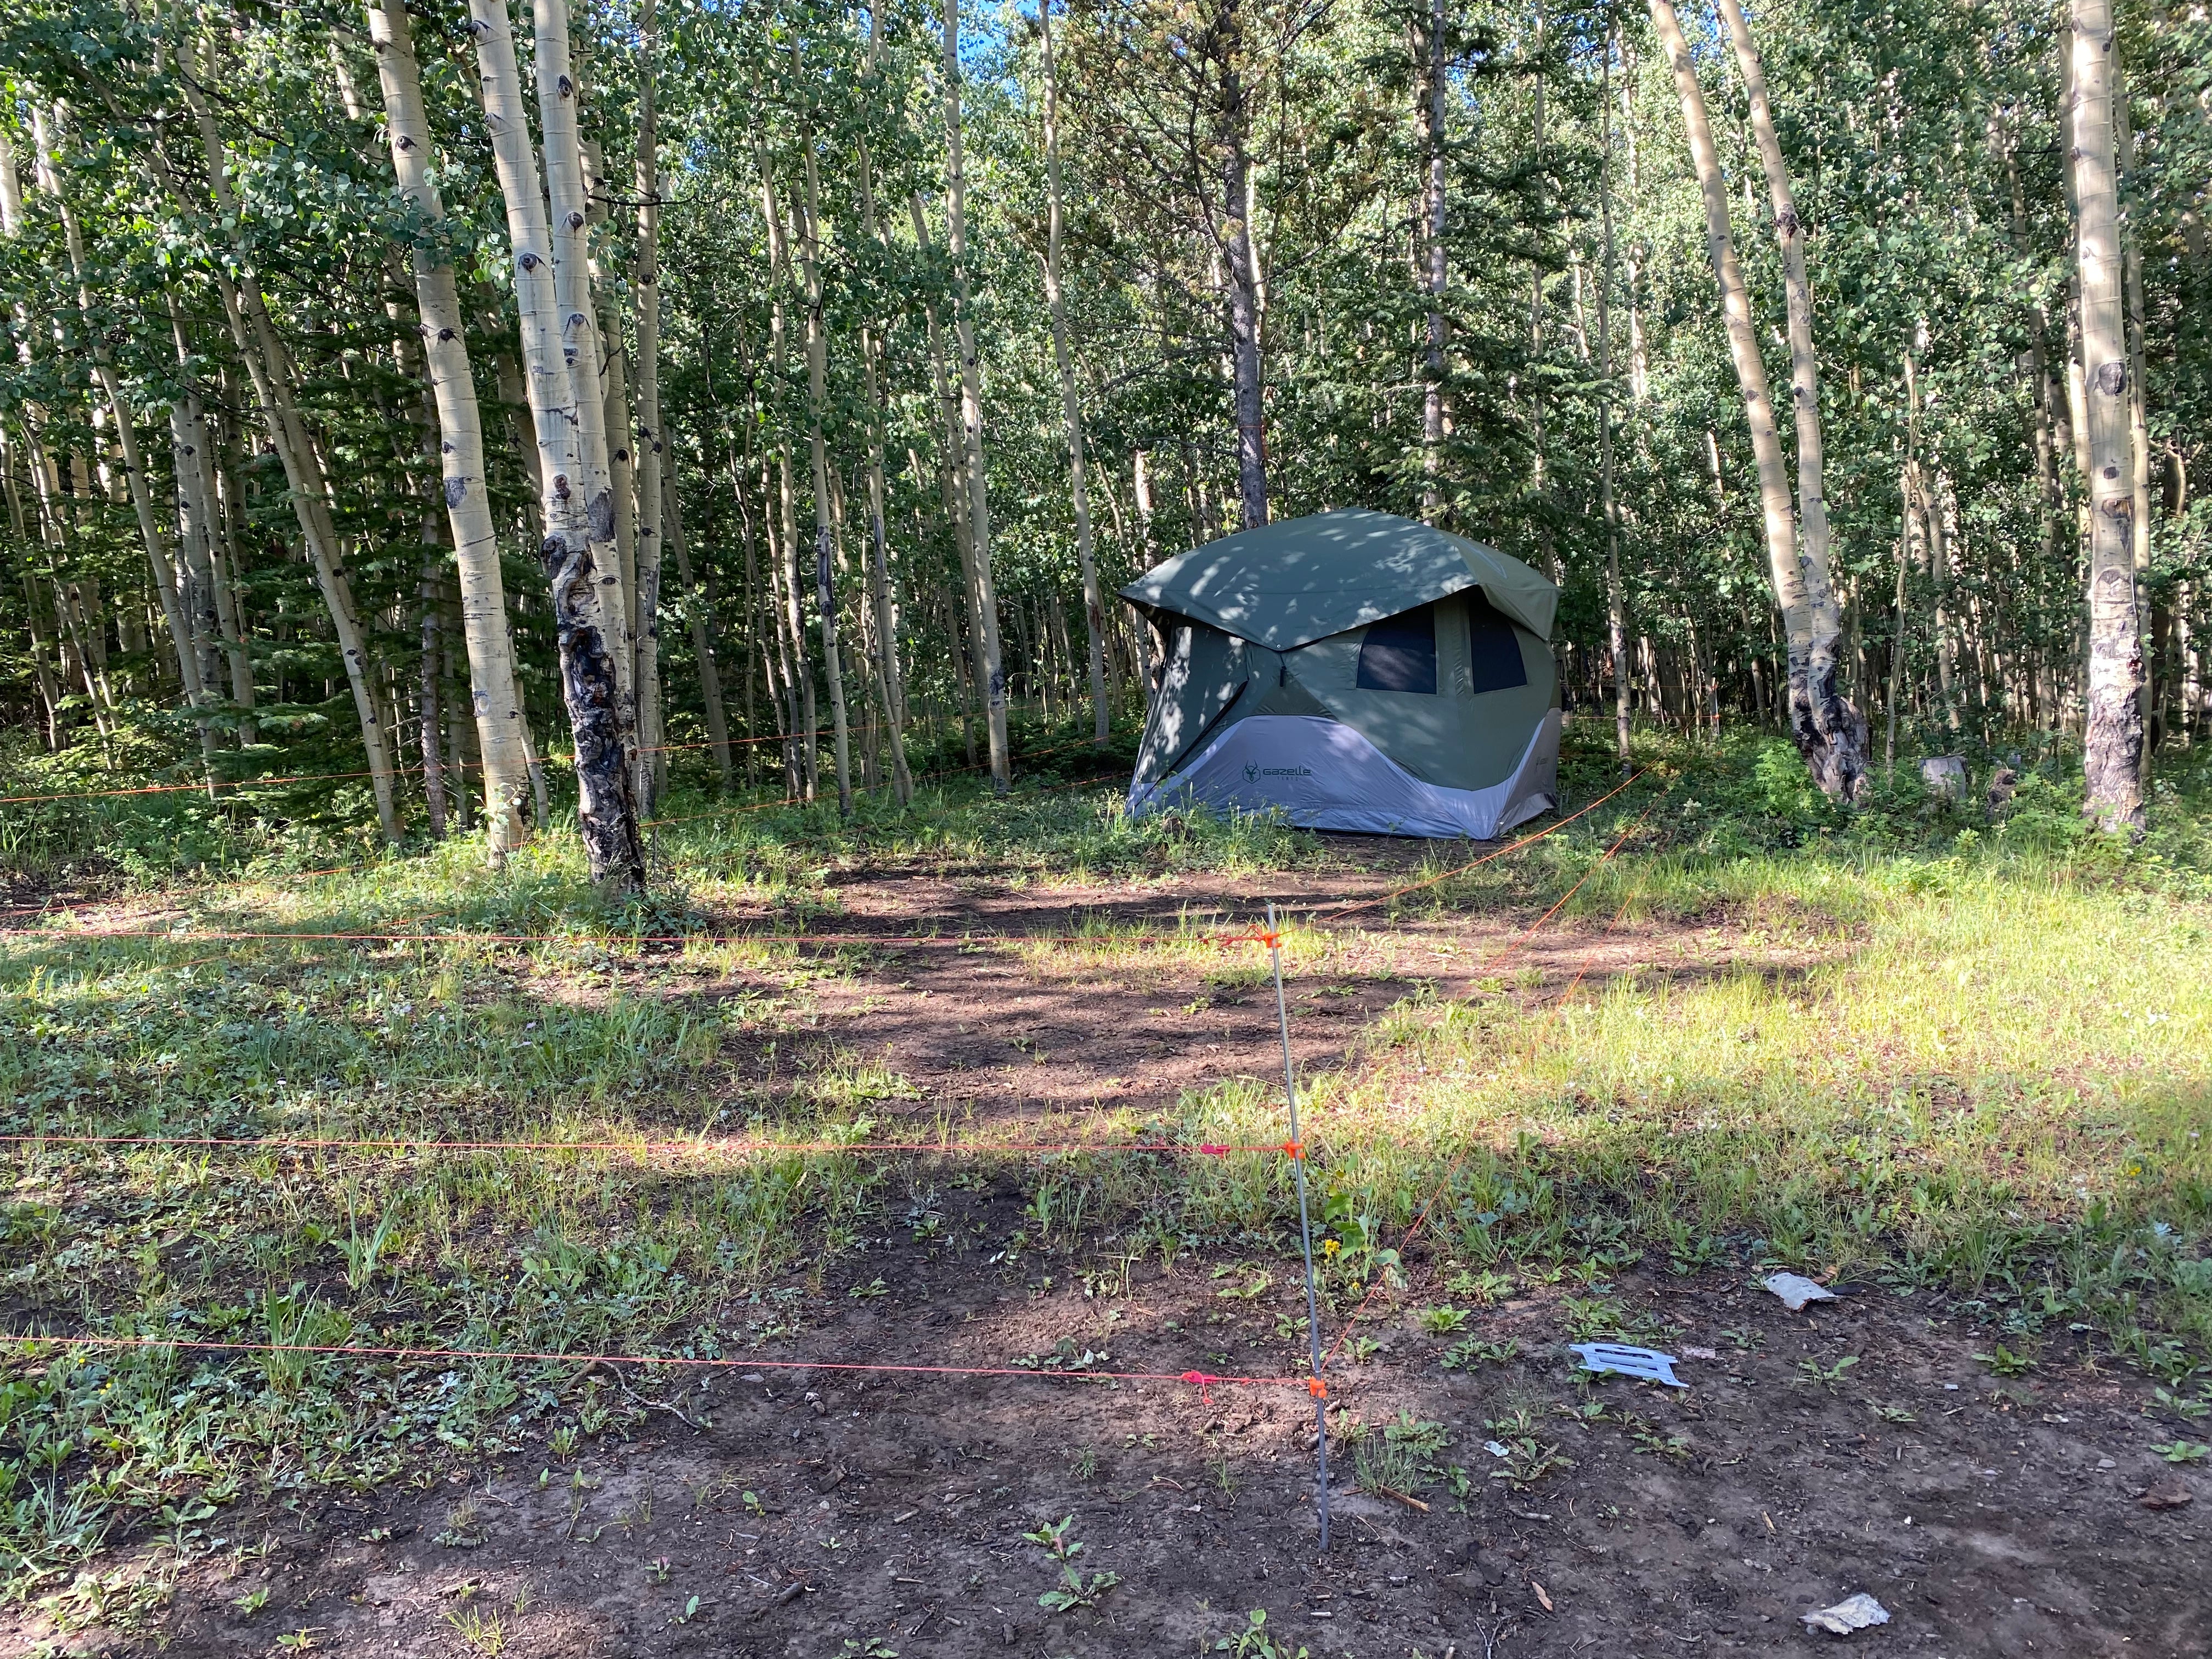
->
[1,724,2208,1595]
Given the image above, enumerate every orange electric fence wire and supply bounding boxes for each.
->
[1316,788,1665,1373]
[0,1331,1305,1401]
[1,775,1661,1175]
[0,775,1674,1478]
[3,770,1646,950]
[0,747,1132,929]
[2,827,1645,1171]
[640,734,1106,827]
[0,1132,1302,1159]
[0,724,884,808]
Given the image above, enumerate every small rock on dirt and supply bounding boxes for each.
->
[2140,1484,2194,1510]
[1801,1592,1891,1634]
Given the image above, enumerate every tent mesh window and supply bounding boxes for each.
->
[1355,603,1438,693]
[1466,590,1529,695]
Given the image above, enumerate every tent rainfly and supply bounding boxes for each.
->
[1120,509,1561,838]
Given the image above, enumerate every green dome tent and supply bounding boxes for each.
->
[1119,509,1560,838]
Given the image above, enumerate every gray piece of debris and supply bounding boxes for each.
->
[1802,1593,1891,1634]
[1568,1342,1685,1387]
[1764,1272,1838,1312]
[1920,755,1969,800]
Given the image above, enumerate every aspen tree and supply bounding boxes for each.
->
[33,110,211,772]
[1218,0,1268,531]
[661,465,732,790]
[162,66,402,839]
[755,138,820,798]
[469,0,645,886]
[1714,0,1867,796]
[2069,0,2143,827]
[1647,0,1827,796]
[908,191,994,775]
[940,0,1012,789]
[1417,0,1448,522]
[1037,0,1110,746]
[531,0,636,733]
[633,0,667,809]
[1526,1,1551,580]
[2113,67,2153,782]
[366,0,534,856]
[1598,35,1630,769]
[159,317,223,743]
[166,303,255,743]
[793,96,855,816]
[849,34,916,803]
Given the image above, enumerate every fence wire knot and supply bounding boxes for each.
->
[1280,1139,1304,1160]
[1180,1369,1221,1404]
[1307,1378,1328,1400]
[1218,928,1282,949]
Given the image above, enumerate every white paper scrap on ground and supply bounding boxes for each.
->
[1801,1593,1890,1634]
[1764,1272,1838,1312]
[1568,1342,1685,1387]
[1483,1440,1510,1458]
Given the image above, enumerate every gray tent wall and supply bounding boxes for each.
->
[1121,510,1560,838]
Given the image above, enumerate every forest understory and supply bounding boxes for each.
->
[3,728,2209,1658]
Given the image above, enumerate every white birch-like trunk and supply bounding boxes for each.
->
[776,449,820,798]
[662,467,732,789]
[368,0,534,856]
[1647,1,1819,778]
[906,194,988,770]
[940,0,1012,789]
[1714,0,1867,795]
[853,131,915,803]
[1419,0,1448,520]
[35,112,210,763]
[581,137,640,692]
[470,0,645,885]
[1038,1,1110,746]
[755,140,820,798]
[197,361,256,742]
[156,297,224,729]
[1526,2,1553,581]
[2069,0,2143,825]
[1900,340,1958,735]
[530,0,636,729]
[794,134,854,816]
[156,82,401,837]
[1598,37,1630,767]
[633,0,667,809]
[0,123,21,233]
[1216,9,1268,533]
[2113,69,2154,781]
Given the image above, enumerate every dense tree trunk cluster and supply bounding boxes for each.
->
[0,0,2204,855]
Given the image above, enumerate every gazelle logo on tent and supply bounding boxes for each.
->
[1244,762,1313,782]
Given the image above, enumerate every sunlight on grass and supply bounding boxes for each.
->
[1175,850,2212,1362]
[2,731,2209,1592]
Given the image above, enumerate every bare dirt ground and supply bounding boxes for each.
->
[122,1206,2209,1659]
[16,849,2205,1657]
[619,849,1836,1134]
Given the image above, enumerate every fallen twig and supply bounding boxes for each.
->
[611,1369,708,1432]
